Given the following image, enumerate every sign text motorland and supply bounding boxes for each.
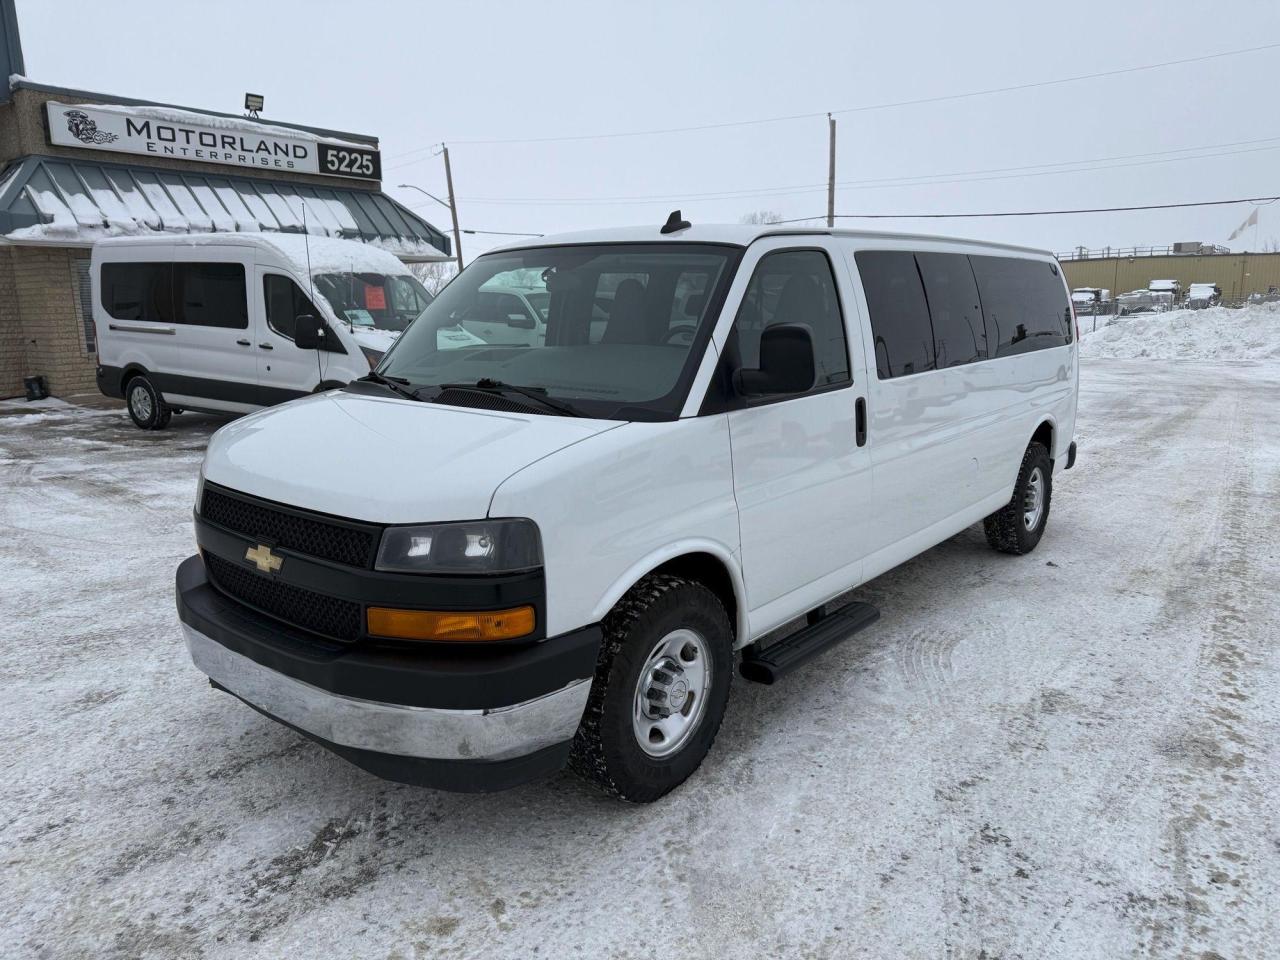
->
[45,103,381,181]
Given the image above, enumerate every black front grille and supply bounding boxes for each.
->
[202,486,376,568]
[205,553,362,643]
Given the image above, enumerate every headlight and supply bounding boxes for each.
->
[360,346,385,369]
[375,518,542,574]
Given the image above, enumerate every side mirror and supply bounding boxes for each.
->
[293,314,327,349]
[733,323,816,396]
[506,313,536,330]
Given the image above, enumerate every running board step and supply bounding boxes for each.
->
[738,602,880,685]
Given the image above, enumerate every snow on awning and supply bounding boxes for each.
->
[0,155,452,262]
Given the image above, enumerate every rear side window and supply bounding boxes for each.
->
[916,252,986,367]
[100,262,174,323]
[855,251,935,378]
[174,263,247,328]
[969,256,1072,357]
[263,274,319,340]
[732,249,850,388]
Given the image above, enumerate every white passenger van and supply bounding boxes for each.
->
[92,233,474,429]
[178,216,1078,801]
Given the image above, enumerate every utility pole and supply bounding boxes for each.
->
[826,113,836,229]
[441,144,463,272]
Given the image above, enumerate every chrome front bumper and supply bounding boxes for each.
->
[183,624,591,763]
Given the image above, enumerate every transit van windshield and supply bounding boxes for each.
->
[312,272,433,332]
[376,244,741,420]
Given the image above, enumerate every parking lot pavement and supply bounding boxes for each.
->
[3,361,1278,960]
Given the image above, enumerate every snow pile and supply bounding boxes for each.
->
[1078,301,1280,361]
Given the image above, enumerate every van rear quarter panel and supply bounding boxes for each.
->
[837,236,1077,556]
[487,415,744,641]
[92,242,179,380]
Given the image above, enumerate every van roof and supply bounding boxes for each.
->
[92,232,412,276]
[482,223,1054,259]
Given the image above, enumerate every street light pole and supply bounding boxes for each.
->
[441,144,463,273]
[397,172,463,273]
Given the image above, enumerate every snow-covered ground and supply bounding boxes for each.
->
[1079,300,1280,361]
[3,361,1279,959]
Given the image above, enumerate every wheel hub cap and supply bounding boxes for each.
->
[632,628,711,758]
[1023,467,1045,531]
[130,386,152,421]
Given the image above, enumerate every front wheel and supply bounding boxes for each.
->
[984,441,1053,555]
[125,375,171,430]
[569,574,733,802]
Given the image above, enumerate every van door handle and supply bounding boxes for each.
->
[236,338,251,346]
[258,342,274,350]
[855,397,867,447]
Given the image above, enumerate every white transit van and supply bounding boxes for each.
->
[92,233,475,429]
[178,215,1079,801]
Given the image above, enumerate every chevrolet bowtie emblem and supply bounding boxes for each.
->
[245,543,283,574]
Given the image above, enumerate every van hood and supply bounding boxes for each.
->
[349,327,399,352]
[202,390,622,523]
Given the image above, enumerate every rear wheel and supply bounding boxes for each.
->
[984,441,1052,555]
[569,574,733,802]
[125,375,171,430]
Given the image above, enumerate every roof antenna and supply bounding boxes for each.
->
[661,209,691,235]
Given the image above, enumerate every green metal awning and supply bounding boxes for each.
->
[0,154,451,261]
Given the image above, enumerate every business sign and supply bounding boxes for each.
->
[45,102,381,181]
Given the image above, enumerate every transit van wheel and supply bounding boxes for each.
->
[569,574,733,802]
[984,441,1053,555]
[125,375,171,430]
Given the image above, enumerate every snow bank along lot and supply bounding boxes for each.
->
[3,360,1279,959]
[1079,299,1280,361]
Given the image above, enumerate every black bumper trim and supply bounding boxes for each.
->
[1066,440,1077,470]
[212,680,573,792]
[177,554,601,711]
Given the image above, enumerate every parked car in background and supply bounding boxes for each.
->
[178,220,1079,802]
[1070,287,1110,314]
[456,282,550,346]
[93,233,481,429]
[1186,283,1221,309]
[1148,278,1181,300]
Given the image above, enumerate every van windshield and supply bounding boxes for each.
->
[377,243,740,420]
[312,272,433,332]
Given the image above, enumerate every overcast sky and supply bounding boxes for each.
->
[15,0,1280,258]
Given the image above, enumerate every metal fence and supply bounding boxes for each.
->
[1056,244,1233,261]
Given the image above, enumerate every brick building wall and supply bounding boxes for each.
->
[0,245,97,398]
[0,246,22,397]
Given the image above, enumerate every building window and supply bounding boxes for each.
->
[74,258,95,354]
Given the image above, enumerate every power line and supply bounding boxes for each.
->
[772,196,1280,223]
[385,40,1280,157]
[398,137,1280,208]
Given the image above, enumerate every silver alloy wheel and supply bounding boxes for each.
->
[1023,466,1045,531]
[632,627,711,758]
[129,382,153,422]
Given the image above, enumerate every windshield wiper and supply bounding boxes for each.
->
[439,379,585,417]
[357,370,423,402]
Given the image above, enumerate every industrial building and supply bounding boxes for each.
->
[0,0,449,399]
[1061,247,1280,305]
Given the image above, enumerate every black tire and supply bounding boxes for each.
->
[569,574,733,802]
[124,375,171,430]
[984,441,1052,555]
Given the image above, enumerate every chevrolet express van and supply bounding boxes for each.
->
[92,233,479,428]
[178,218,1079,802]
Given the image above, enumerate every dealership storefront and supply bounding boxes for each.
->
[0,79,450,399]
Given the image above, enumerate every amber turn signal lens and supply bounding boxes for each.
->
[366,605,535,642]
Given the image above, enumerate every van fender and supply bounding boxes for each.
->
[589,538,750,648]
